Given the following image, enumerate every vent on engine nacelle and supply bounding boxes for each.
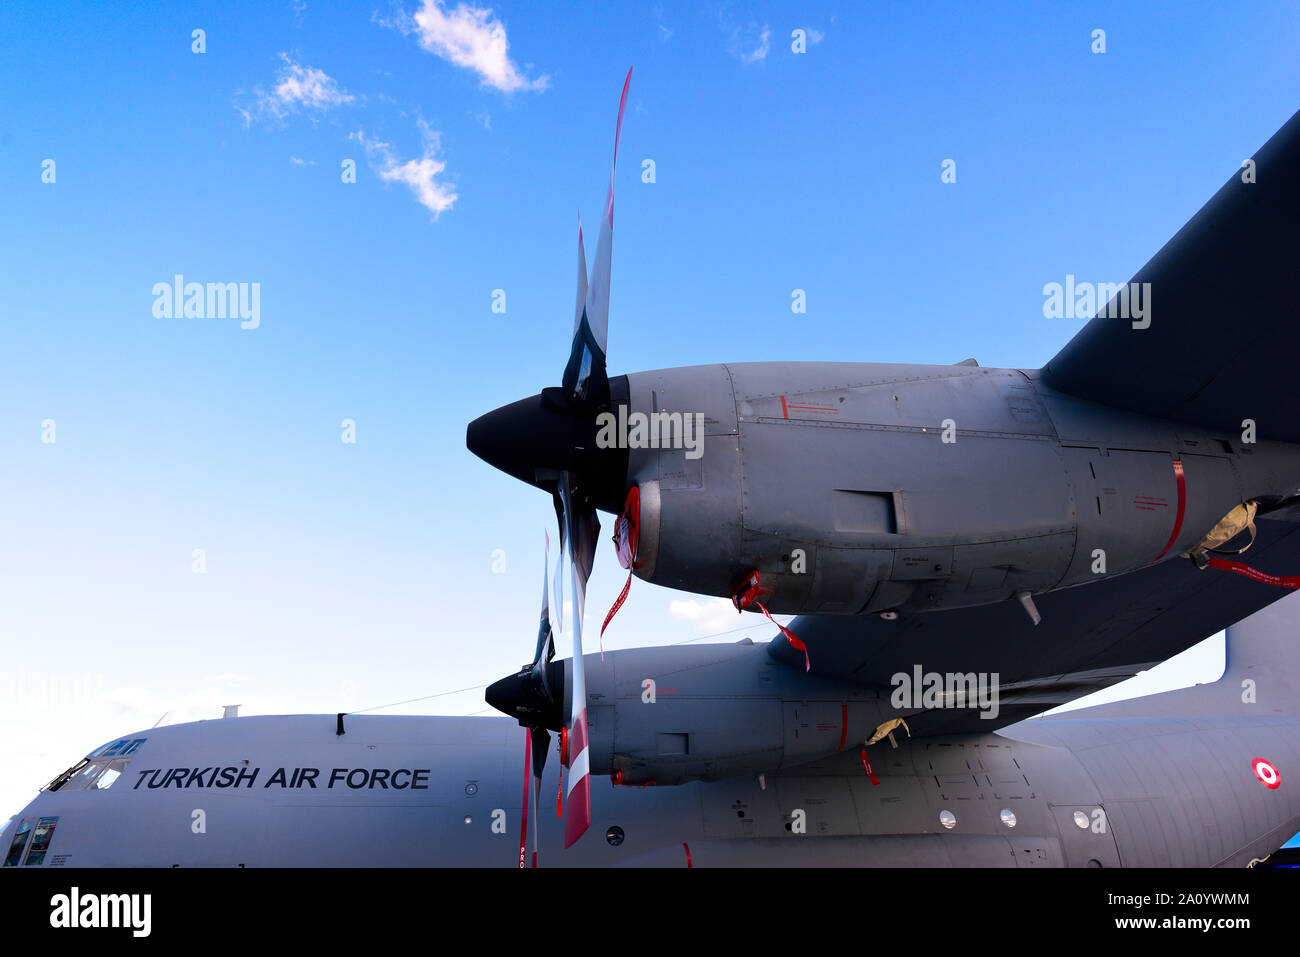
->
[656,733,689,755]
[832,490,898,534]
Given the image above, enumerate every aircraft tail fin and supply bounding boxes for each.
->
[1032,590,1300,721]
[1040,109,1300,442]
[1223,590,1300,706]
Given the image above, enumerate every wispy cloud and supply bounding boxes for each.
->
[741,25,771,63]
[669,596,794,637]
[238,53,355,126]
[380,0,548,93]
[669,597,742,635]
[653,2,673,41]
[718,13,771,64]
[351,120,458,218]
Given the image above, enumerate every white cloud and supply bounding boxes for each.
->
[272,56,353,110]
[668,595,796,639]
[742,26,771,63]
[239,53,355,126]
[669,597,742,636]
[386,0,549,93]
[719,16,771,65]
[351,124,458,219]
[806,29,824,45]
[653,2,673,41]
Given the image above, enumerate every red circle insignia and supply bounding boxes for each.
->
[1253,758,1281,789]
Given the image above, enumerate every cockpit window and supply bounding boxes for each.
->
[62,761,106,792]
[23,817,59,866]
[46,756,132,792]
[95,760,126,790]
[4,819,34,867]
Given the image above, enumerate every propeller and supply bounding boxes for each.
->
[487,538,562,867]
[465,68,634,516]
[485,485,601,856]
[482,69,633,854]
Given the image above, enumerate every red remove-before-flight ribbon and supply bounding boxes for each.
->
[1206,557,1300,588]
[599,486,641,658]
[860,749,879,786]
[732,569,810,671]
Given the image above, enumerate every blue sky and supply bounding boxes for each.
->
[1,1,1298,841]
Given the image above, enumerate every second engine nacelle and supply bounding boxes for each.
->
[570,641,893,786]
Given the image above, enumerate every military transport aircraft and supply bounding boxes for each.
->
[6,76,1299,867]
[466,73,1300,850]
[468,79,1300,624]
[5,583,1299,867]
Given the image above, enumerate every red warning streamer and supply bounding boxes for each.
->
[860,749,879,786]
[1154,459,1187,561]
[599,486,641,657]
[1206,557,1300,589]
[732,569,809,671]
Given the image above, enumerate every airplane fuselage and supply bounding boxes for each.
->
[7,703,1297,867]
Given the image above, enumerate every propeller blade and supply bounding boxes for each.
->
[484,538,565,732]
[558,471,599,848]
[562,67,631,407]
[551,496,565,632]
[571,211,588,347]
[518,728,531,868]
[530,725,548,868]
[531,535,556,705]
[530,770,541,868]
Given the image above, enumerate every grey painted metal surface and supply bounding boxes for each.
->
[468,110,1300,669]
[626,360,1300,617]
[7,593,1299,868]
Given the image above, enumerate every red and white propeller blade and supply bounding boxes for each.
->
[558,472,599,848]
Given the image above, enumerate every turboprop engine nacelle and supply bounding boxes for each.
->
[625,362,1300,616]
[569,642,893,787]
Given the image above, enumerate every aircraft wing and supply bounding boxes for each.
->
[767,515,1300,731]
[1040,108,1300,441]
